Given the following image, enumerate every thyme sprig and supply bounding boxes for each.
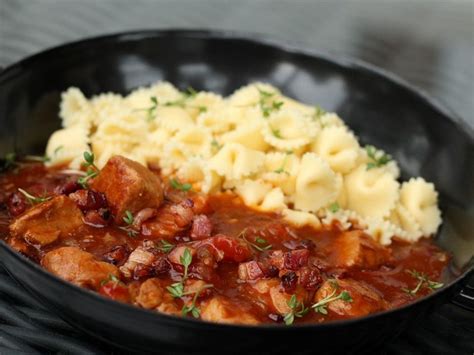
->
[118,210,138,237]
[365,145,392,170]
[167,248,193,298]
[312,281,353,315]
[156,239,174,253]
[170,178,192,192]
[77,152,100,188]
[239,228,272,251]
[284,294,309,325]
[402,269,444,295]
[274,151,292,174]
[17,188,51,205]
[257,88,284,117]
[100,274,123,286]
[328,202,340,213]
[181,284,214,318]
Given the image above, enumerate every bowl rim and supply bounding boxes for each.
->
[0,28,472,332]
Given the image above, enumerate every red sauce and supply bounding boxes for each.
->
[0,162,451,325]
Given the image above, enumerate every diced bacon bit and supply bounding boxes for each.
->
[132,208,157,229]
[280,271,298,293]
[284,249,309,270]
[151,255,172,277]
[120,246,156,278]
[238,261,265,281]
[297,266,322,290]
[168,245,196,265]
[103,245,131,266]
[69,190,107,211]
[54,180,81,195]
[190,214,213,240]
[5,191,28,217]
[133,263,155,280]
[268,250,284,269]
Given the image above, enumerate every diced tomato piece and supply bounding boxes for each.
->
[99,281,130,303]
[201,235,252,263]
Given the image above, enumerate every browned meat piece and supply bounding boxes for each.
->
[200,296,260,324]
[190,214,213,240]
[10,195,83,246]
[267,249,309,271]
[141,199,195,238]
[238,261,265,281]
[314,279,387,317]
[251,279,307,316]
[42,247,119,288]
[119,246,156,278]
[135,278,165,309]
[132,208,157,229]
[90,156,163,223]
[328,231,392,269]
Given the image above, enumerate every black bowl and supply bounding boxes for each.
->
[0,30,473,353]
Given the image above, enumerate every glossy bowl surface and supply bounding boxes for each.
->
[0,30,472,352]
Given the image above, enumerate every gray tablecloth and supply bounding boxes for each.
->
[1,0,473,126]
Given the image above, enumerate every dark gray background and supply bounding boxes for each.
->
[1,0,473,128]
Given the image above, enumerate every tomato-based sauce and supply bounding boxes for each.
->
[0,160,451,325]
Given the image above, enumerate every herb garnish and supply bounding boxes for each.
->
[257,88,284,117]
[157,239,174,253]
[118,210,138,237]
[211,138,222,152]
[365,145,392,170]
[312,281,353,315]
[3,152,17,170]
[284,294,309,325]
[274,151,292,174]
[313,105,326,118]
[328,202,340,213]
[402,269,444,295]
[167,248,214,317]
[24,154,51,163]
[100,274,123,286]
[181,283,214,318]
[239,228,272,251]
[77,152,100,188]
[170,178,192,192]
[17,188,51,205]
[271,128,282,139]
[167,248,193,298]
[145,96,159,121]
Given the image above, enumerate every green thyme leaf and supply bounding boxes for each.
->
[328,202,340,213]
[17,188,51,205]
[157,239,174,253]
[170,178,192,192]
[365,145,392,170]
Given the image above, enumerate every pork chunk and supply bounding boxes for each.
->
[314,279,386,317]
[42,247,119,288]
[90,156,163,223]
[200,297,260,325]
[135,278,164,309]
[329,231,391,269]
[10,196,83,246]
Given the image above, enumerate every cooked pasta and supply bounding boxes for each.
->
[45,81,443,245]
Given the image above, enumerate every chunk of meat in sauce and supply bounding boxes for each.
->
[251,279,308,315]
[190,214,213,240]
[329,231,392,269]
[90,156,163,223]
[200,296,260,325]
[192,235,253,263]
[314,279,387,317]
[141,199,194,238]
[10,196,83,246]
[120,246,156,279]
[42,247,119,288]
[135,278,165,309]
